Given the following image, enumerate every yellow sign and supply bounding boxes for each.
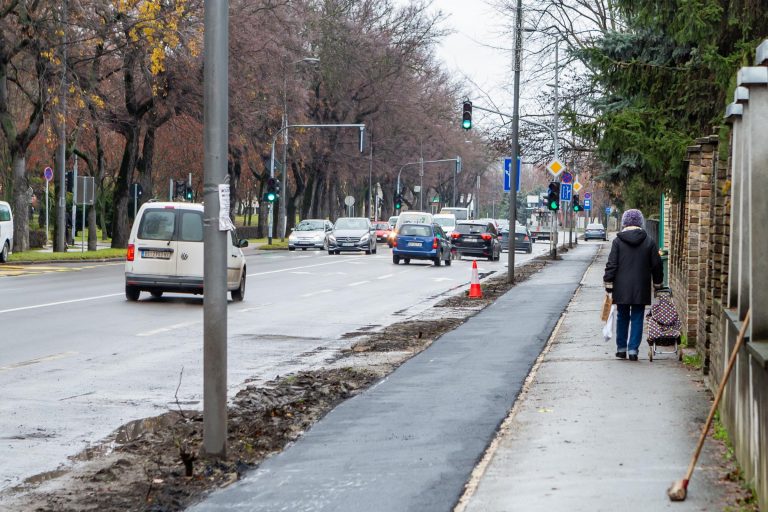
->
[546,159,565,177]
[573,181,583,193]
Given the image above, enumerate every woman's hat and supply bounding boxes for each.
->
[621,209,645,228]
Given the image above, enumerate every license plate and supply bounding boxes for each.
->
[466,236,478,241]
[342,243,354,247]
[407,242,422,247]
[142,250,171,260]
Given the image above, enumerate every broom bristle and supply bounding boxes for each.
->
[667,479,688,501]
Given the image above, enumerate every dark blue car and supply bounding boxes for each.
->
[392,223,452,266]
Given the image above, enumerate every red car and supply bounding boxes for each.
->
[374,222,391,242]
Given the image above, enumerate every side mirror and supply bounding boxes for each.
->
[238,239,249,248]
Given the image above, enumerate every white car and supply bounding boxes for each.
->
[288,219,333,250]
[433,213,456,237]
[0,201,13,263]
[124,202,248,301]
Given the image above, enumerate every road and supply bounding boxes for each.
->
[0,240,556,492]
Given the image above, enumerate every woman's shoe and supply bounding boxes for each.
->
[629,354,638,361]
[615,351,627,359]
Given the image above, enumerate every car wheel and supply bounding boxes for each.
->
[289,247,296,251]
[527,246,532,254]
[404,258,410,265]
[603,237,607,241]
[365,247,372,255]
[0,241,8,263]
[328,250,335,256]
[372,244,377,254]
[301,248,307,251]
[125,285,140,301]
[393,255,400,264]
[434,253,442,266]
[445,255,452,266]
[150,291,163,299]
[231,272,246,302]
[321,240,328,251]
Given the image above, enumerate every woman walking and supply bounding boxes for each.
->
[603,209,664,361]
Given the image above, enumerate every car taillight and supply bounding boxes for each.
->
[393,238,398,247]
[433,237,438,249]
[523,235,529,241]
[481,233,492,241]
[127,244,135,261]
[451,233,460,239]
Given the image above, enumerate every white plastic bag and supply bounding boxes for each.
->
[603,305,616,341]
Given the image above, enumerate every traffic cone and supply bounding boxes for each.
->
[468,260,483,298]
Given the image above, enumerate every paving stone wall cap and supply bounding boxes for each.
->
[737,66,768,85]
[724,102,743,122]
[735,86,749,103]
[756,39,768,66]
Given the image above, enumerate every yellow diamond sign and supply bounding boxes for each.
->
[573,181,583,193]
[546,159,565,177]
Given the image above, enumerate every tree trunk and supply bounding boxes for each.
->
[11,154,29,252]
[138,126,156,207]
[110,126,140,248]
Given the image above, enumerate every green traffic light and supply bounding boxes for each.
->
[267,192,276,202]
[550,201,558,209]
[462,119,471,130]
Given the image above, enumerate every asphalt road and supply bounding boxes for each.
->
[0,240,553,492]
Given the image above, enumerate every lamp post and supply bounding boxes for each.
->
[279,57,320,241]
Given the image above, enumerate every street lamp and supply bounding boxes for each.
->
[279,57,320,241]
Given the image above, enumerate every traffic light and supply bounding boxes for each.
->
[461,101,472,130]
[66,171,73,193]
[175,180,186,200]
[265,177,278,202]
[572,194,582,212]
[394,192,402,210]
[546,181,560,211]
[185,183,193,201]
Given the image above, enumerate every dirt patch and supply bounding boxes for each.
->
[3,257,549,512]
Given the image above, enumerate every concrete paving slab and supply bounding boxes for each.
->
[190,246,599,512]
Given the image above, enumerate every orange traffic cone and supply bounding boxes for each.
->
[468,260,483,298]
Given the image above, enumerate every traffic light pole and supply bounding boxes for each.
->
[270,123,365,241]
[507,0,523,283]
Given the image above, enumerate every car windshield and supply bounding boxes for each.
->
[586,224,605,230]
[335,218,368,230]
[399,224,432,237]
[375,223,389,230]
[440,208,468,220]
[456,223,486,234]
[296,220,325,231]
[434,217,454,227]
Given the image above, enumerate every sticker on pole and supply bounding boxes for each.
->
[573,181,583,193]
[44,166,54,182]
[546,159,565,178]
[218,184,235,231]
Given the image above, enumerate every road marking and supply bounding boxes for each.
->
[348,281,369,287]
[432,277,454,282]
[137,321,198,337]
[301,289,332,298]
[0,351,78,372]
[290,271,311,275]
[0,293,123,315]
[236,303,273,313]
[246,259,347,278]
[377,274,393,280]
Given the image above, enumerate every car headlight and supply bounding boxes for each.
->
[328,234,336,243]
[313,234,324,241]
[289,234,297,241]
[360,233,370,242]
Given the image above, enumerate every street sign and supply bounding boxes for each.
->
[503,157,521,193]
[573,181,582,193]
[584,192,592,200]
[75,176,95,205]
[546,159,565,178]
[44,166,54,182]
[560,183,572,201]
[605,207,611,215]
[561,172,573,184]
[344,195,355,206]
[584,198,592,211]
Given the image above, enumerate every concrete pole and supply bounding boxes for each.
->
[55,0,68,252]
[419,157,424,210]
[71,156,78,243]
[202,0,229,459]
[724,100,743,308]
[279,68,288,241]
[507,0,522,283]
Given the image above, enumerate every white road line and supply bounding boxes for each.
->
[290,271,311,275]
[432,277,454,282]
[0,351,78,372]
[377,274,393,280]
[348,281,369,287]
[137,321,198,337]
[301,289,333,298]
[246,259,347,278]
[0,293,123,315]
[236,303,273,313]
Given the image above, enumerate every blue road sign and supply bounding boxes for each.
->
[584,198,592,210]
[560,183,572,201]
[605,207,611,215]
[503,157,521,192]
[561,172,573,184]
[584,192,591,200]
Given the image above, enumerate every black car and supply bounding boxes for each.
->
[500,225,533,253]
[584,223,607,241]
[451,220,502,261]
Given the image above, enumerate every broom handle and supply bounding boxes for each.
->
[683,309,751,482]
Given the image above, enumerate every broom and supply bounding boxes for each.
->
[667,308,751,501]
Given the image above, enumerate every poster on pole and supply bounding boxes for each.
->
[218,184,235,230]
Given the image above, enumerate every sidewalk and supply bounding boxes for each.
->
[190,244,598,511]
[460,244,729,511]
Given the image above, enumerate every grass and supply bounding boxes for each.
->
[682,352,702,369]
[714,412,760,511]
[246,238,289,250]
[9,248,126,262]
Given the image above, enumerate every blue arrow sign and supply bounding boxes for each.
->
[605,207,611,215]
[560,183,572,201]
[503,157,521,192]
[584,198,592,210]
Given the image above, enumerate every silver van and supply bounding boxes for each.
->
[0,201,13,263]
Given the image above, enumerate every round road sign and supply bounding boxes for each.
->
[561,172,573,184]
[584,192,592,200]
[344,195,355,207]
[44,166,54,181]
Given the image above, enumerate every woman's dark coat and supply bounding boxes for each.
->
[603,228,663,305]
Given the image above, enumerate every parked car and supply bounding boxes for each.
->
[433,213,457,237]
[451,220,502,261]
[584,223,607,241]
[0,201,13,263]
[327,217,377,254]
[500,224,531,253]
[124,202,248,301]
[392,223,452,266]
[288,219,333,250]
[373,222,391,242]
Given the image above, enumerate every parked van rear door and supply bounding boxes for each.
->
[175,209,205,279]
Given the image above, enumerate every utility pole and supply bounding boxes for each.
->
[202,0,229,459]
[55,0,68,252]
[507,0,522,283]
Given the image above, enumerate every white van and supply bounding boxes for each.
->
[433,213,457,236]
[394,211,434,233]
[0,201,13,263]
[124,202,248,301]
[439,206,472,222]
